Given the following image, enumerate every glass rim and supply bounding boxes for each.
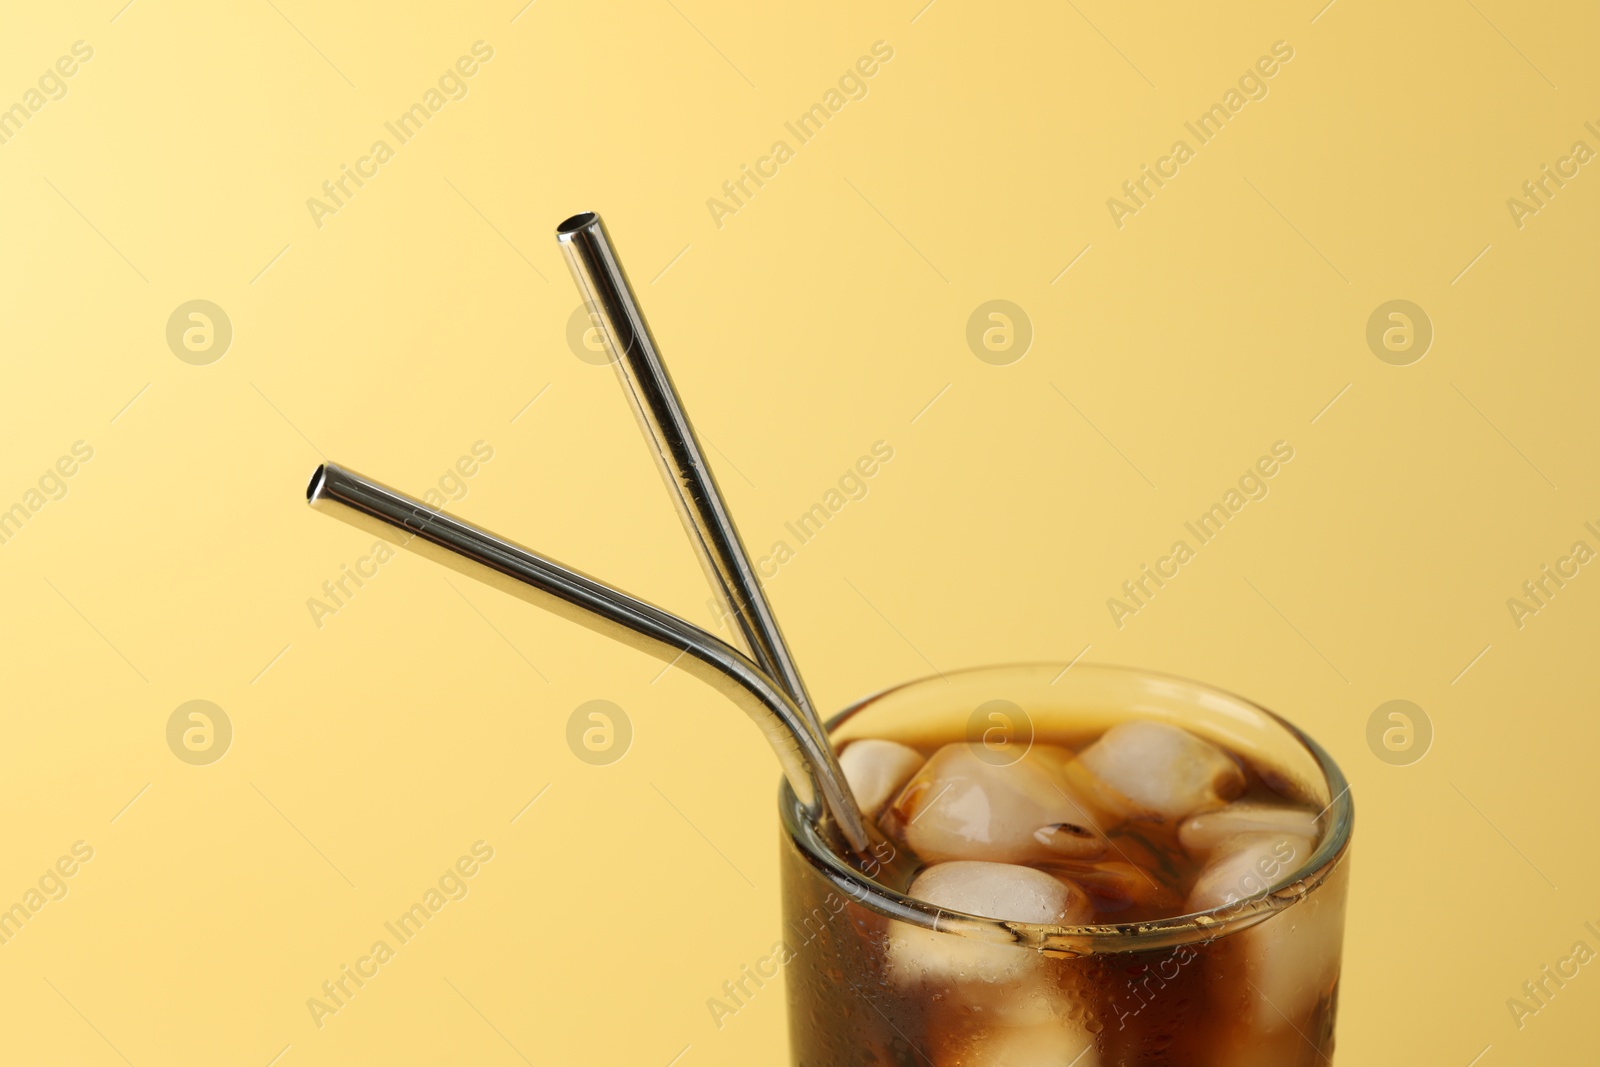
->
[779,661,1355,956]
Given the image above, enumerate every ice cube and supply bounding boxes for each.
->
[1205,860,1349,1038]
[1237,894,1345,1034]
[889,860,1093,986]
[940,1021,1102,1067]
[1076,721,1245,824]
[1188,832,1342,1037]
[1196,857,1344,1043]
[908,860,1095,929]
[1178,802,1320,857]
[1186,831,1315,913]
[887,743,1110,864]
[838,739,925,816]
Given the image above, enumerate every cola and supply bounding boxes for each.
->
[779,665,1353,1066]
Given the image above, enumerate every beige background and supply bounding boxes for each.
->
[2,0,1597,1063]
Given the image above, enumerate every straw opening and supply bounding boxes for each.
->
[305,465,327,502]
[556,211,598,235]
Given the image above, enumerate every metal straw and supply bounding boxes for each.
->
[554,213,829,750]
[306,461,870,851]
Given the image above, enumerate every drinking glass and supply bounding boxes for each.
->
[778,663,1354,1066]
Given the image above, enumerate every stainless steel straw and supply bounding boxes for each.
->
[306,461,870,851]
[554,213,829,751]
